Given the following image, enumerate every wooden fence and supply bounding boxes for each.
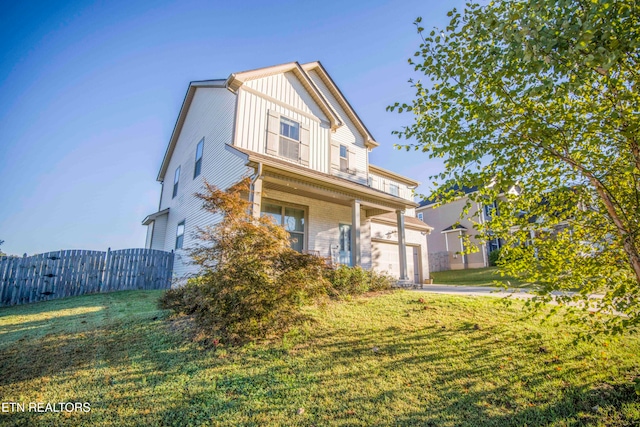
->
[0,248,174,307]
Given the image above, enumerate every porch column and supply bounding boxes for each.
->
[397,209,409,281]
[251,177,263,218]
[351,200,361,266]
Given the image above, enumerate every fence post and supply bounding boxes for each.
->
[101,248,111,292]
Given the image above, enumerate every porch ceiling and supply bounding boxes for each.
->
[262,172,406,217]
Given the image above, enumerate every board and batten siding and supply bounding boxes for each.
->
[307,70,368,185]
[234,73,332,174]
[155,87,251,279]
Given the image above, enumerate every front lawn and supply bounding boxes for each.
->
[431,266,529,288]
[0,290,638,426]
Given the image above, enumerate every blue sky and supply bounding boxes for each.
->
[0,0,465,256]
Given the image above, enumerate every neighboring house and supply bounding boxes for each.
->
[416,185,517,271]
[142,61,433,285]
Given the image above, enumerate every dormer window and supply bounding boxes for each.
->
[389,183,399,197]
[279,117,300,161]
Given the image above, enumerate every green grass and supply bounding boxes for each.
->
[431,267,529,287]
[1,290,639,426]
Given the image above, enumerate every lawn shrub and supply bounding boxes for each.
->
[488,247,504,266]
[324,265,394,296]
[158,179,330,344]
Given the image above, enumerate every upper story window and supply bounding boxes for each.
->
[340,145,348,172]
[389,183,399,197]
[417,212,424,221]
[279,117,300,161]
[194,138,204,178]
[172,166,181,198]
[484,201,498,219]
[175,220,185,249]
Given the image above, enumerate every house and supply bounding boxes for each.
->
[416,185,517,271]
[142,61,433,285]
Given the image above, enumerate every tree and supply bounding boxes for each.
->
[390,0,640,336]
[159,178,328,344]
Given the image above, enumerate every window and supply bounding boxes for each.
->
[339,145,348,172]
[389,183,399,197]
[194,138,204,178]
[175,220,185,249]
[484,201,498,219]
[261,202,305,252]
[172,166,180,198]
[417,212,424,221]
[279,117,300,161]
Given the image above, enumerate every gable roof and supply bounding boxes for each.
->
[157,61,379,181]
[418,184,478,208]
[369,164,419,187]
[157,79,227,181]
[441,224,467,233]
[301,61,379,148]
[226,61,342,131]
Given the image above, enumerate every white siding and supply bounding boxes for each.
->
[307,70,368,185]
[235,73,331,174]
[150,214,168,251]
[145,222,153,248]
[158,87,251,279]
[368,172,414,201]
[260,189,372,269]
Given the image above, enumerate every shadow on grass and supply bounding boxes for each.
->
[0,294,638,426]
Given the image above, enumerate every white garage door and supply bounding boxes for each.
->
[372,242,420,283]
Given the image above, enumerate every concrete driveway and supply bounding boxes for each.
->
[415,284,534,298]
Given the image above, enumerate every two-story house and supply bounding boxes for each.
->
[417,185,519,271]
[142,61,432,285]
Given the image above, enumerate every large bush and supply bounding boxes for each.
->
[159,179,329,344]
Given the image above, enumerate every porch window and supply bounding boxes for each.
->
[279,117,300,161]
[261,202,305,252]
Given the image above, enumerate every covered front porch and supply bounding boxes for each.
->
[243,155,428,285]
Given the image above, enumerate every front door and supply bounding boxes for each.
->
[339,224,351,266]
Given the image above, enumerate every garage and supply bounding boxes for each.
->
[372,240,422,284]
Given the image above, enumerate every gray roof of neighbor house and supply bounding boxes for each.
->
[418,184,479,207]
[441,224,467,232]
